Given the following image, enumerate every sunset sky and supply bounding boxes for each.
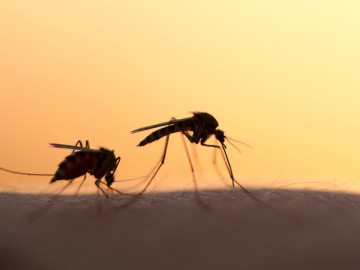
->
[1,1,360,194]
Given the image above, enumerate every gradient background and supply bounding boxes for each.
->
[1,1,359,194]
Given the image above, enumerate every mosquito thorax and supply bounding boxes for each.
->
[193,112,219,129]
[92,148,117,179]
[215,129,225,143]
[99,148,116,162]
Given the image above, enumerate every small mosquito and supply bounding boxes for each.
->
[50,140,122,197]
[131,112,258,203]
[0,140,122,197]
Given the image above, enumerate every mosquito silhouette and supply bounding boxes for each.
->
[131,112,258,203]
[0,140,123,197]
[50,140,123,197]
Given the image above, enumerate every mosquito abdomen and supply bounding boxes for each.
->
[50,151,94,183]
[138,124,189,146]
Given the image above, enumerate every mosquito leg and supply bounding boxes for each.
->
[108,186,127,195]
[0,166,53,177]
[212,136,218,164]
[182,131,202,171]
[71,140,90,152]
[180,133,209,210]
[136,117,175,195]
[199,140,230,185]
[94,186,104,215]
[74,174,87,196]
[99,180,127,195]
[219,145,260,202]
[113,157,121,173]
[190,140,203,177]
[137,133,170,196]
[220,145,241,188]
[56,179,75,195]
[114,132,171,211]
[211,138,229,187]
[72,140,84,153]
[112,176,151,195]
[182,131,196,143]
[27,180,75,222]
[95,179,109,198]
[113,136,171,211]
[201,143,221,148]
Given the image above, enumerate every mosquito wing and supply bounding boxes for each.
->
[131,116,194,133]
[50,143,95,151]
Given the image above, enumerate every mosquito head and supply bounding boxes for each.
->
[215,130,252,153]
[105,173,115,187]
[215,129,226,144]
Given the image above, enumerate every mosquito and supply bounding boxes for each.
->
[50,140,123,197]
[131,112,258,203]
[0,140,123,197]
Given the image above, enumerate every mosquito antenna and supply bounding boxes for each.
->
[0,166,53,177]
[225,137,253,149]
[225,138,243,154]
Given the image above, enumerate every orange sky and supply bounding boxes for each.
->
[1,1,360,194]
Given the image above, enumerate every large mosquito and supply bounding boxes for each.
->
[0,140,123,197]
[131,112,258,203]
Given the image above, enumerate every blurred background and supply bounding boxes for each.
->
[1,0,359,194]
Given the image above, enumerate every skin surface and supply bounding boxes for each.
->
[1,189,360,270]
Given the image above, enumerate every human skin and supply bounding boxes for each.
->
[0,189,360,270]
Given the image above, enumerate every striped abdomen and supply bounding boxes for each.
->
[138,124,192,146]
[50,151,95,183]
